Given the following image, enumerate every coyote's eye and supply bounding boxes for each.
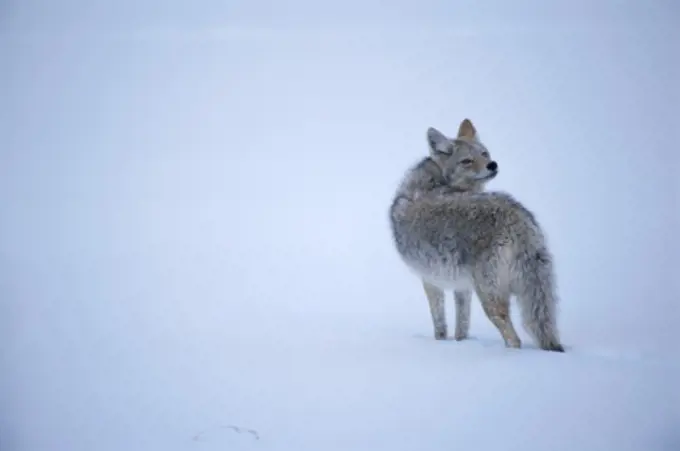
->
[481,151,490,158]
[460,158,474,165]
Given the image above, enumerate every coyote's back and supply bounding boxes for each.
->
[389,119,564,352]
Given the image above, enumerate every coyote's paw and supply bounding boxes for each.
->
[454,331,469,341]
[542,343,565,353]
[434,328,448,340]
[504,338,522,349]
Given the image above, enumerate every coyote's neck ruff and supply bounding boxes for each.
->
[393,157,469,203]
[388,119,564,352]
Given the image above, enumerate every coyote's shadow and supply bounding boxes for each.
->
[411,332,569,353]
[411,332,666,365]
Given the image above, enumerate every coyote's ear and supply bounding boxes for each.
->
[427,127,452,155]
[457,118,477,140]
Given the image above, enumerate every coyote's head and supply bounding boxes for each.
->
[427,119,498,193]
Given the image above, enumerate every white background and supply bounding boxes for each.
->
[2,1,679,450]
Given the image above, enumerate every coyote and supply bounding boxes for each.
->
[389,119,564,352]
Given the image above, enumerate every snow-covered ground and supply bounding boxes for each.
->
[2,2,679,450]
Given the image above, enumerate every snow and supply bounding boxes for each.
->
[2,2,679,451]
[4,256,678,450]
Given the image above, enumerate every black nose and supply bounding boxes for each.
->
[487,161,498,171]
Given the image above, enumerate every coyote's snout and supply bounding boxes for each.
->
[389,119,564,352]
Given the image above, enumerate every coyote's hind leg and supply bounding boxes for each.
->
[475,282,521,348]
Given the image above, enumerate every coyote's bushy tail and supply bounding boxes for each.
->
[515,248,564,352]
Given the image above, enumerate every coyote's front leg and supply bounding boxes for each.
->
[453,290,472,341]
[422,280,447,340]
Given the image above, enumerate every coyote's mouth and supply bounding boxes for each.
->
[477,171,498,182]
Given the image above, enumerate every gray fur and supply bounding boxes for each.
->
[389,123,564,352]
